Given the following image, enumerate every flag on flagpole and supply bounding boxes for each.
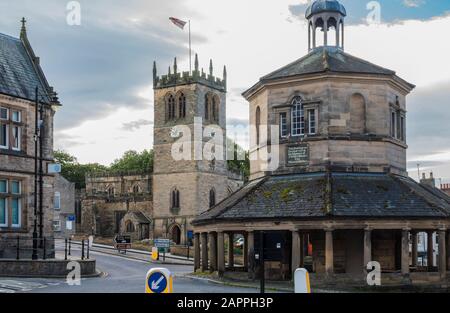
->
[169,17,187,30]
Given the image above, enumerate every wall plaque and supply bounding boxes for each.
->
[287,144,309,165]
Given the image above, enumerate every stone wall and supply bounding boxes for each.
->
[0,94,55,259]
[0,259,96,277]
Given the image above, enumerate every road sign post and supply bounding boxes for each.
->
[145,268,173,293]
[151,247,159,261]
[294,268,311,293]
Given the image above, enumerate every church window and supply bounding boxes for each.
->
[167,94,176,120]
[391,111,396,138]
[212,96,219,122]
[132,185,140,194]
[178,93,186,118]
[291,97,305,136]
[171,188,180,209]
[209,189,216,208]
[279,113,287,138]
[204,94,209,120]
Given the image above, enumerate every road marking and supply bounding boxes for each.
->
[0,280,50,293]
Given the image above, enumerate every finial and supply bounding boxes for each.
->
[194,54,199,72]
[209,59,213,77]
[20,17,27,39]
[173,57,178,74]
[168,66,171,76]
[153,61,157,85]
[223,65,227,90]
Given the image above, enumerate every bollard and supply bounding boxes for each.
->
[81,239,85,260]
[187,245,190,260]
[68,238,72,256]
[65,238,68,260]
[43,238,47,260]
[87,241,90,259]
[16,236,20,260]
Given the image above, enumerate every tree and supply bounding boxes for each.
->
[226,140,250,181]
[54,150,108,189]
[110,150,154,173]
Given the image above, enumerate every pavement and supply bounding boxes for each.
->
[0,239,263,293]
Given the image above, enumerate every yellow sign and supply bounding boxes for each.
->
[145,268,173,294]
[151,247,159,261]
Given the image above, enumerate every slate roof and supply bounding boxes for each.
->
[0,32,51,103]
[131,211,152,224]
[260,47,396,82]
[193,172,450,225]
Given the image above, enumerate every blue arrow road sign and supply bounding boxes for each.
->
[148,271,167,293]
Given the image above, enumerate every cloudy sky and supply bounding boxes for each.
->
[1,0,449,183]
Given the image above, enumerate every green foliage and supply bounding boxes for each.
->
[110,150,154,173]
[226,139,250,181]
[54,149,154,189]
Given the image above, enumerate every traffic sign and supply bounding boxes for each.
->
[48,163,61,174]
[294,268,311,293]
[145,268,173,293]
[154,239,170,248]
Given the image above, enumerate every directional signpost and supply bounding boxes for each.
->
[145,268,173,293]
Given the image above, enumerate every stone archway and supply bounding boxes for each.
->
[170,224,181,245]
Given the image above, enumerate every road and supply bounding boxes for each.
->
[0,240,259,293]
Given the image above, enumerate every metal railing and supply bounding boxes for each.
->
[1,236,55,260]
[63,238,90,261]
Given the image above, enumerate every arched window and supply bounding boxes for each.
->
[349,93,366,134]
[178,92,186,118]
[167,94,176,120]
[209,188,216,208]
[255,106,261,146]
[212,95,219,122]
[132,185,140,194]
[126,221,135,233]
[204,94,210,120]
[171,188,180,209]
[291,97,304,136]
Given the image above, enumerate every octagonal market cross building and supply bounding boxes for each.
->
[192,0,450,285]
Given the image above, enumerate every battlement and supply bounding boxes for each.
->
[153,54,227,92]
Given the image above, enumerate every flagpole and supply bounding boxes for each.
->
[189,20,192,74]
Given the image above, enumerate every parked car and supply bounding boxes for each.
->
[234,237,244,248]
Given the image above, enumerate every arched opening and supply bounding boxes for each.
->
[314,18,324,47]
[291,97,305,136]
[204,94,210,120]
[171,188,180,209]
[178,92,186,118]
[327,17,338,47]
[209,188,216,208]
[212,95,219,122]
[167,94,176,120]
[171,225,181,245]
[132,184,140,194]
[125,220,135,233]
[349,93,366,134]
[255,106,261,146]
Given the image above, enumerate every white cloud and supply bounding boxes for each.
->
[403,0,426,8]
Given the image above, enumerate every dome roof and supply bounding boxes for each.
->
[305,0,347,19]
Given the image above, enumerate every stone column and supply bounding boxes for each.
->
[363,229,372,273]
[291,231,301,277]
[299,233,305,267]
[325,230,334,275]
[247,231,255,277]
[217,232,225,276]
[209,232,217,272]
[194,233,200,271]
[401,229,410,275]
[427,230,434,270]
[227,232,234,268]
[411,231,418,268]
[335,21,340,48]
[243,233,248,271]
[308,23,311,51]
[341,22,344,49]
[323,20,328,46]
[201,232,208,272]
[312,24,316,49]
[438,229,447,278]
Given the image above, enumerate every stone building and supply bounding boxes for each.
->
[0,19,60,258]
[151,56,243,245]
[53,174,76,238]
[79,171,153,240]
[192,0,450,285]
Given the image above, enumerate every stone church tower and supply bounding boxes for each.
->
[152,56,230,245]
